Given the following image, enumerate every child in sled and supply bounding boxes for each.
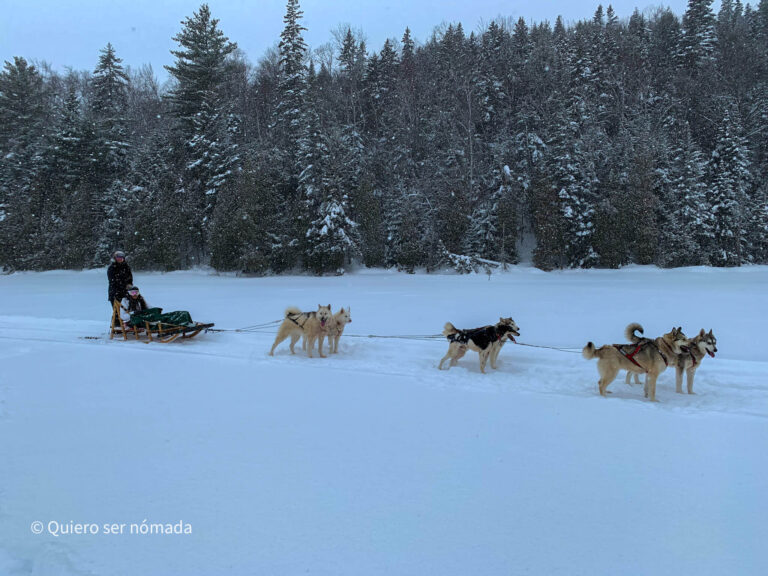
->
[121,285,194,328]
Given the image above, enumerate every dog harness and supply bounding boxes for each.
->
[287,311,327,329]
[615,342,648,372]
[650,342,669,366]
[287,311,312,328]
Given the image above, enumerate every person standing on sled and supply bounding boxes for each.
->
[107,250,133,304]
[120,285,150,323]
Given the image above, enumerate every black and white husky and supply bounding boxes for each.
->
[438,317,520,373]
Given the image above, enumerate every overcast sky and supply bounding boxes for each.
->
[2,1,705,82]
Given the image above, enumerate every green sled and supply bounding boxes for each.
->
[129,308,193,328]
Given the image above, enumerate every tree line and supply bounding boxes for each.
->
[1,0,767,274]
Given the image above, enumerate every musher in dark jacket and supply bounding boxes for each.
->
[107,250,133,304]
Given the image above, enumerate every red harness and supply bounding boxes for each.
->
[615,343,647,372]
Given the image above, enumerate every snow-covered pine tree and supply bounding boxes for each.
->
[48,81,99,268]
[165,3,239,263]
[338,27,366,127]
[90,43,131,265]
[708,106,751,266]
[300,62,361,274]
[0,57,47,270]
[743,182,768,263]
[648,9,682,93]
[680,0,720,147]
[658,119,712,266]
[267,0,309,271]
[273,0,308,170]
[545,28,599,268]
[681,0,718,71]
[303,150,361,274]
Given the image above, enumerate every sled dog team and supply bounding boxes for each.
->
[269,305,717,402]
[583,323,717,402]
[269,305,352,358]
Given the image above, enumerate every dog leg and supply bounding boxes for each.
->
[289,333,301,354]
[687,368,696,394]
[438,353,452,370]
[269,330,289,356]
[625,372,642,386]
[647,374,659,402]
[676,364,684,394]
[598,366,619,396]
[490,344,500,369]
[318,334,327,358]
[479,349,491,374]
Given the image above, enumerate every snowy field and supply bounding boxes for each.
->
[1,266,767,575]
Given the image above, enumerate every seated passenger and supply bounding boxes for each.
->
[120,285,151,323]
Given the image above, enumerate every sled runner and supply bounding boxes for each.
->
[110,300,214,343]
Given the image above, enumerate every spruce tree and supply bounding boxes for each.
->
[166,3,238,262]
[91,43,131,264]
[269,0,309,271]
[708,106,751,266]
[0,57,47,270]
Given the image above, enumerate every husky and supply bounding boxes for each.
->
[582,323,689,402]
[438,317,520,373]
[269,305,332,358]
[624,328,718,395]
[304,307,352,355]
[674,328,717,394]
[327,307,352,354]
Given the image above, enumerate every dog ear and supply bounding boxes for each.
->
[699,328,705,337]
[340,307,345,313]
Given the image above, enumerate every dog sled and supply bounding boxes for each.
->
[110,301,214,343]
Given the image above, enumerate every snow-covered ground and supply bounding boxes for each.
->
[1,266,766,575]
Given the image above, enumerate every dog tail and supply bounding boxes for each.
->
[625,323,644,343]
[443,322,459,337]
[582,342,598,360]
[284,306,301,317]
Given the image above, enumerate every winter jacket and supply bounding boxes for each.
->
[107,261,133,303]
[120,295,150,322]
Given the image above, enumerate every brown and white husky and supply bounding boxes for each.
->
[675,328,717,394]
[583,323,689,402]
[624,328,717,395]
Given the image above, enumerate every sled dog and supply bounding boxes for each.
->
[674,328,717,394]
[439,317,520,373]
[269,305,332,358]
[304,307,352,355]
[582,323,688,402]
[624,328,717,395]
[327,307,352,354]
